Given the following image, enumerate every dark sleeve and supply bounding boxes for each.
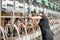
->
[38,15,49,26]
[38,14,45,26]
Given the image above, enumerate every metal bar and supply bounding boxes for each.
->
[0,26,5,40]
[13,24,21,40]
[22,23,28,40]
[0,0,1,26]
[0,16,32,19]
[12,0,15,24]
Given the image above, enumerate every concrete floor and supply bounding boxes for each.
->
[36,30,60,40]
[54,30,60,40]
[0,30,60,40]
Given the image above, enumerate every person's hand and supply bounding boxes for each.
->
[33,23,40,28]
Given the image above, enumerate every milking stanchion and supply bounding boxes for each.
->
[0,26,7,40]
[1,0,60,40]
[0,0,42,40]
[4,17,42,40]
[5,22,24,40]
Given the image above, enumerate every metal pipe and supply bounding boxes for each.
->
[0,26,5,40]
[13,24,21,40]
[0,0,1,26]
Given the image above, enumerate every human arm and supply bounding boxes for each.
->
[31,16,42,20]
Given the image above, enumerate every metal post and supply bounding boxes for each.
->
[0,26,5,40]
[28,0,32,18]
[13,24,21,40]
[12,0,15,24]
[0,0,1,26]
[23,0,25,15]
[0,1,1,39]
[10,0,15,40]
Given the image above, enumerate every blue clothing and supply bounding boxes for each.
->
[38,15,53,40]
